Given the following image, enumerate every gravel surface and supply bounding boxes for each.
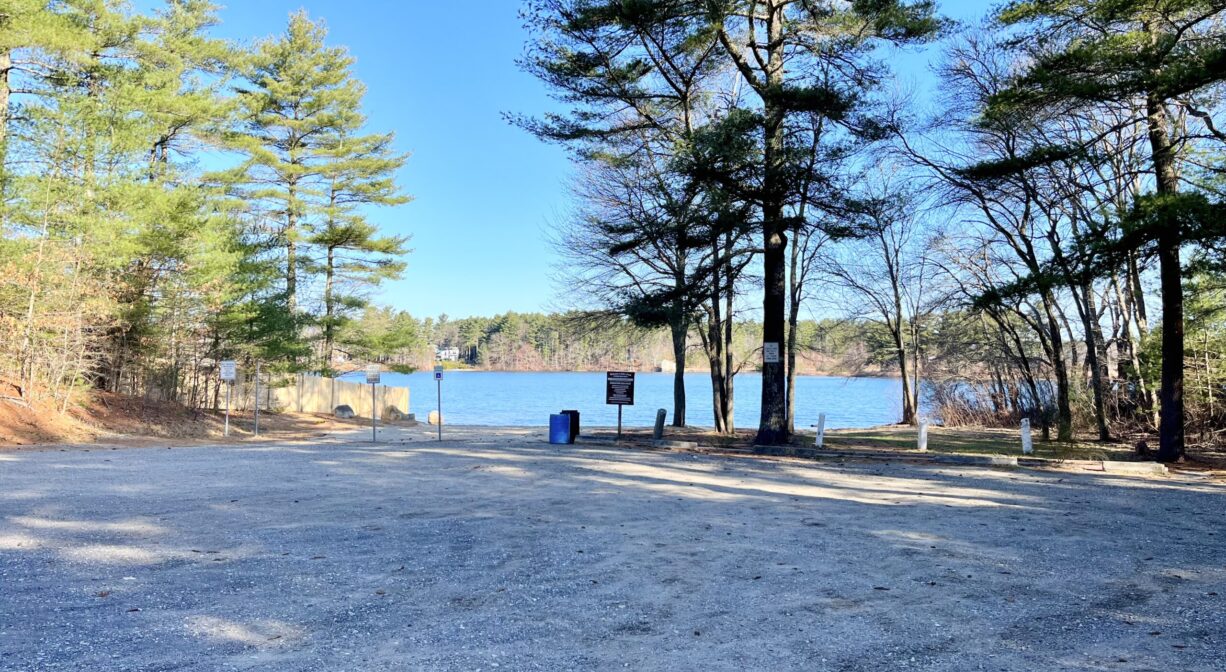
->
[1,425,1224,671]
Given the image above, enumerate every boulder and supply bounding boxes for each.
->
[333,405,356,419]
[382,405,407,422]
[428,410,443,426]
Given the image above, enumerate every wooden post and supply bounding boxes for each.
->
[813,413,826,448]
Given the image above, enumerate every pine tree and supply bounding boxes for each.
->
[519,0,730,430]
[224,11,364,317]
[987,1,1226,462]
[699,0,941,446]
[0,0,91,201]
[139,0,233,164]
[4,0,141,399]
[100,0,235,391]
[313,127,410,374]
[520,0,941,445]
[0,1,410,408]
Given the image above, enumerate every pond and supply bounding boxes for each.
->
[343,371,906,430]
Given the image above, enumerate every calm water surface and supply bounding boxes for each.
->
[344,371,904,430]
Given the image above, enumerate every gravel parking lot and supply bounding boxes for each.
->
[1,425,1223,671]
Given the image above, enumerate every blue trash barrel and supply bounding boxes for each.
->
[549,414,572,445]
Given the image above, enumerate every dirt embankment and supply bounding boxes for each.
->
[0,381,227,446]
[0,380,385,447]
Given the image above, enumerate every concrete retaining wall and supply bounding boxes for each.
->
[226,374,409,419]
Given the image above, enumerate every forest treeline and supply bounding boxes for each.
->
[518,0,1226,458]
[339,307,917,377]
[1,2,409,411]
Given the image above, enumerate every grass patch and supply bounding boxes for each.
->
[645,423,1142,461]
[821,426,1136,461]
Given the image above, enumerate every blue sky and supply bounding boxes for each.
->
[181,0,991,320]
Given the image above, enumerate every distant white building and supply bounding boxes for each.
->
[436,346,461,362]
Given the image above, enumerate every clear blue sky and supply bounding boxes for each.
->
[183,1,989,320]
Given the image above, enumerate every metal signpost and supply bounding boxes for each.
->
[366,364,381,442]
[220,360,236,437]
[434,365,444,442]
[605,371,635,439]
[253,361,260,438]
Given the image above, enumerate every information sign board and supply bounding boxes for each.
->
[606,371,635,406]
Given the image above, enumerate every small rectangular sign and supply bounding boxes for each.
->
[763,342,781,364]
[434,365,444,381]
[219,360,236,382]
[365,365,381,384]
[606,371,635,406]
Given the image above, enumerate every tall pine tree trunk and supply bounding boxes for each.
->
[705,233,737,434]
[756,1,788,447]
[706,237,729,434]
[670,253,688,426]
[1080,281,1111,440]
[889,250,916,425]
[286,181,299,315]
[895,325,915,425]
[1112,270,1149,413]
[911,320,922,423]
[1146,94,1185,462]
[323,245,336,373]
[0,46,9,160]
[1041,290,1074,441]
[724,243,736,433]
[1128,250,1158,424]
[670,311,687,427]
[786,222,801,434]
[706,326,727,433]
[707,346,726,433]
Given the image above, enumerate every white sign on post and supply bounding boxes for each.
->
[763,342,781,364]
[365,365,381,384]
[434,366,444,441]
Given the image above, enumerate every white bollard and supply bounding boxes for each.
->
[917,417,929,452]
[813,413,827,448]
[1021,418,1034,455]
